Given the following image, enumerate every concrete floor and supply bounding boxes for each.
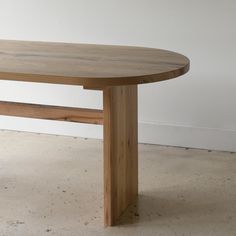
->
[0,130,235,236]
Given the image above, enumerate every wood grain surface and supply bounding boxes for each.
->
[103,85,138,226]
[0,101,103,124]
[0,40,189,87]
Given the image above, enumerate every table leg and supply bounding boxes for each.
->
[103,85,138,226]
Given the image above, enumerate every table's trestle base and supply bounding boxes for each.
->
[0,84,139,226]
[103,85,138,226]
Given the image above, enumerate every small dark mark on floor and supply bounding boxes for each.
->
[84,169,88,173]
[185,148,189,150]
[17,221,25,224]
[62,190,66,193]
[134,213,139,217]
[4,186,8,189]
[84,138,88,140]
[46,229,52,232]
[84,221,89,226]
[7,220,25,227]
[208,150,212,152]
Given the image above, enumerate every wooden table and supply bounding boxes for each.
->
[0,40,190,226]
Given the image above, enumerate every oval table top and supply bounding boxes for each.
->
[0,40,189,87]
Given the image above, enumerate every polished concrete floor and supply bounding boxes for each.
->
[0,130,235,236]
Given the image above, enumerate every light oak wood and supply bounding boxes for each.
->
[0,39,190,226]
[0,40,189,87]
[103,85,138,226]
[0,101,103,125]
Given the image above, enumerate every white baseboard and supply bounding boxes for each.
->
[139,122,236,152]
[0,117,235,152]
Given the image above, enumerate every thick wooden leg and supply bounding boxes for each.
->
[103,85,138,226]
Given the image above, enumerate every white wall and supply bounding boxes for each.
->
[0,0,235,152]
